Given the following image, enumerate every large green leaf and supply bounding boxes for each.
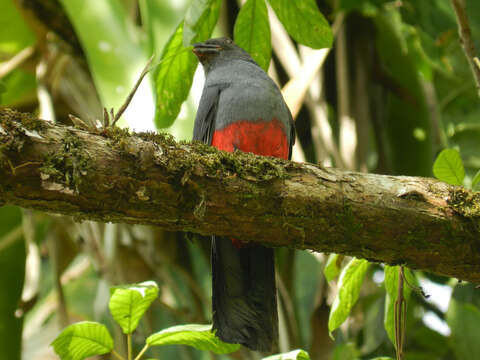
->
[328,258,370,334]
[267,0,332,49]
[147,324,240,354]
[183,0,222,47]
[109,281,159,334]
[233,0,271,71]
[446,284,480,359]
[383,266,414,346]
[60,0,148,125]
[263,349,310,360]
[0,206,25,360]
[0,1,35,53]
[433,148,465,185]
[153,22,197,128]
[51,321,113,360]
[154,0,221,128]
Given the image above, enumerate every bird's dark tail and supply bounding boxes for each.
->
[211,236,278,352]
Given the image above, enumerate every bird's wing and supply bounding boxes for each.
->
[193,84,221,144]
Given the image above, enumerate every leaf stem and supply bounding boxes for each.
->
[128,334,132,360]
[112,350,126,360]
[134,344,149,360]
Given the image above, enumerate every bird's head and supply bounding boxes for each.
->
[193,37,255,73]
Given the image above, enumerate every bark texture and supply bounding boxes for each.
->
[1,108,480,281]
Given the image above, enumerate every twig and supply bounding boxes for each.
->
[394,267,406,360]
[0,46,35,79]
[134,344,149,360]
[451,0,480,98]
[111,55,154,127]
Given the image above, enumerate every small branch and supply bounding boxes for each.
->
[111,55,154,127]
[0,46,35,79]
[451,0,480,97]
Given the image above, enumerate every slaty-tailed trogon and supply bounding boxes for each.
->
[192,37,295,352]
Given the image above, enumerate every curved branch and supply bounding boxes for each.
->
[1,108,480,281]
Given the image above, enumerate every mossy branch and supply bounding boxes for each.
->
[1,108,480,281]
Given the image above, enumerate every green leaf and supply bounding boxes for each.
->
[233,0,271,71]
[383,266,414,346]
[262,349,310,360]
[332,343,358,360]
[472,169,480,191]
[154,0,220,128]
[328,259,370,334]
[446,284,480,359]
[433,149,465,185]
[267,0,332,49]
[109,281,159,334]
[183,0,222,47]
[51,321,113,360]
[324,254,343,281]
[153,22,197,128]
[147,324,240,354]
[0,206,25,360]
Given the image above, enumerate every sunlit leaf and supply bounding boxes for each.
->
[51,321,113,360]
[155,0,220,128]
[383,266,414,346]
[324,254,343,281]
[328,258,370,334]
[433,148,465,185]
[109,281,159,334]
[147,324,240,354]
[268,0,332,49]
[234,0,271,71]
[183,0,222,47]
[263,349,310,360]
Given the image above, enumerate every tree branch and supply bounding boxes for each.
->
[451,0,480,97]
[1,108,480,281]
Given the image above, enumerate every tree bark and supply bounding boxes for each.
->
[1,108,480,281]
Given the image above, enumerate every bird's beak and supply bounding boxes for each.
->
[192,42,222,57]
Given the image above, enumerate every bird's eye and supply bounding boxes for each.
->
[226,38,233,44]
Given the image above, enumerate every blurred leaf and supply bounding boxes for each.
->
[155,0,220,128]
[268,0,333,49]
[368,358,394,360]
[374,7,433,176]
[60,0,147,124]
[328,259,370,334]
[0,1,35,53]
[472,169,480,190]
[332,343,359,360]
[51,321,113,360]
[433,148,465,185]
[447,300,480,359]
[147,324,240,354]
[233,0,271,71]
[324,254,343,281]
[0,206,25,360]
[109,281,159,334]
[384,266,414,345]
[263,349,310,359]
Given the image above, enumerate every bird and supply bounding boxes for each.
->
[192,37,295,352]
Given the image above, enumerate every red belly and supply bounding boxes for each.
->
[211,118,288,248]
[211,118,289,160]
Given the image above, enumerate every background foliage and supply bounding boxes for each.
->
[1,0,480,359]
